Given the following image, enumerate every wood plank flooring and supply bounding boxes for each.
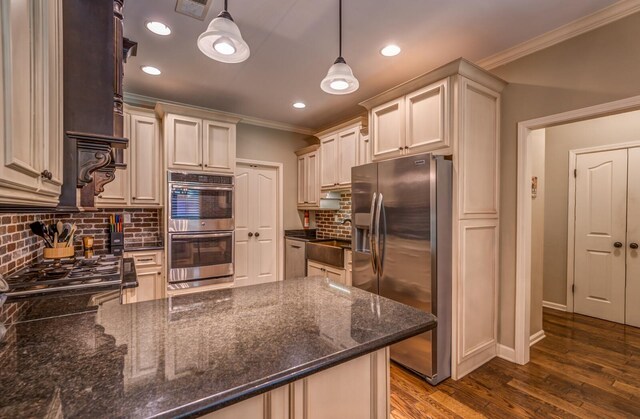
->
[390,308,640,418]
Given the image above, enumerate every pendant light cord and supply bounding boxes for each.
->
[224,0,228,12]
[338,0,342,58]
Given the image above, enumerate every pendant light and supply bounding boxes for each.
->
[321,0,359,95]
[197,0,250,63]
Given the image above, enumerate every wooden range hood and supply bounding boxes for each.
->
[58,0,136,211]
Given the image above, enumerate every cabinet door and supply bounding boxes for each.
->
[98,112,130,207]
[0,0,63,206]
[203,120,235,173]
[307,261,325,278]
[357,134,371,166]
[320,135,338,188]
[338,128,358,186]
[297,156,306,205]
[371,98,405,162]
[134,270,164,303]
[405,78,450,154]
[306,151,320,206]
[166,114,202,170]
[325,266,346,285]
[131,114,161,206]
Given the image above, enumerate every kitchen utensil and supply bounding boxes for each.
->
[29,221,53,247]
[59,223,72,243]
[48,224,57,243]
[57,221,64,237]
[54,232,58,248]
[66,224,77,248]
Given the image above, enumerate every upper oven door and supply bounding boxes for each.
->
[169,184,234,232]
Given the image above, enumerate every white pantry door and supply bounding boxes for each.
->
[625,148,640,327]
[574,149,627,323]
[234,163,278,287]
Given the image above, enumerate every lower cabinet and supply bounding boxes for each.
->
[345,250,352,286]
[307,260,346,285]
[122,250,165,304]
[202,348,389,419]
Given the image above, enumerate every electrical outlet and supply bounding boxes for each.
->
[334,215,340,223]
[124,213,131,224]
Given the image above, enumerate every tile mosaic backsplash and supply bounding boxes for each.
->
[316,192,352,240]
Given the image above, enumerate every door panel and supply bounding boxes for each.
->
[131,114,160,205]
[320,135,337,188]
[297,156,305,205]
[574,150,627,323]
[372,98,405,161]
[168,115,201,170]
[203,120,235,173]
[626,148,640,327]
[338,128,358,186]
[234,169,250,283]
[307,152,319,206]
[351,163,378,294]
[405,79,449,153]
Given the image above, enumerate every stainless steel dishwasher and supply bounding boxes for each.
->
[285,238,307,279]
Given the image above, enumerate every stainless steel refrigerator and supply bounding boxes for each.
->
[351,153,451,384]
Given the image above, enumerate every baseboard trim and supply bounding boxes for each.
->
[543,301,567,312]
[496,344,516,363]
[529,330,546,347]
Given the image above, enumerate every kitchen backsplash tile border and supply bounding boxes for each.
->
[316,192,352,240]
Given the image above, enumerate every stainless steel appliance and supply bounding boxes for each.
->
[351,153,452,384]
[168,171,234,232]
[4,255,124,298]
[168,171,235,288]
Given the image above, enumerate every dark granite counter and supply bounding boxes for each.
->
[0,277,435,418]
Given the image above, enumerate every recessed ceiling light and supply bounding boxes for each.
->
[146,21,171,36]
[293,102,306,109]
[380,44,401,57]
[141,65,161,76]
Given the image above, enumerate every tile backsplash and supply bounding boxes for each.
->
[316,192,352,240]
[0,209,162,278]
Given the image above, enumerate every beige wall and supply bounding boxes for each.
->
[490,12,640,349]
[542,110,640,307]
[235,124,316,230]
[530,129,545,337]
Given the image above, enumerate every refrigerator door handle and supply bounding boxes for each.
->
[369,193,378,274]
[375,193,385,275]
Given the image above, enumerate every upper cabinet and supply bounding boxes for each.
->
[296,145,320,209]
[156,103,238,174]
[0,0,63,206]
[370,78,449,161]
[317,117,367,191]
[97,105,161,208]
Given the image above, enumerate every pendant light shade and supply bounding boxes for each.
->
[197,1,250,64]
[321,0,359,95]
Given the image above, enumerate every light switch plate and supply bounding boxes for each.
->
[124,213,131,224]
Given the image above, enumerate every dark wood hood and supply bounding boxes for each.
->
[58,0,135,211]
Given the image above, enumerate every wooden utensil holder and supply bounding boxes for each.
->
[43,245,74,259]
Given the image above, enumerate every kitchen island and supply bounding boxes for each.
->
[0,277,435,418]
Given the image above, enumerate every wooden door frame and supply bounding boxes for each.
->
[566,142,640,313]
[236,159,284,282]
[514,94,640,365]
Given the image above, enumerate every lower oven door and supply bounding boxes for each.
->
[168,232,234,283]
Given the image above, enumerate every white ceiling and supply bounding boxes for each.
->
[123,0,617,131]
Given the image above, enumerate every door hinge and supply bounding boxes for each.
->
[574,169,577,178]
[572,284,575,293]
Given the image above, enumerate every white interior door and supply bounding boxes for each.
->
[234,163,279,287]
[574,149,627,323]
[626,148,640,327]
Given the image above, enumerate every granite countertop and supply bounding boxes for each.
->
[0,278,435,418]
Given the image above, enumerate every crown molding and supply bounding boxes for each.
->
[477,0,640,70]
[123,92,315,136]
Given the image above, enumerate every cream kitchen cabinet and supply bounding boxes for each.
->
[317,117,366,190]
[97,106,161,208]
[368,78,450,161]
[0,0,64,206]
[360,58,505,379]
[122,250,165,304]
[307,260,346,285]
[345,250,353,286]
[156,103,239,174]
[295,145,320,209]
[357,131,371,166]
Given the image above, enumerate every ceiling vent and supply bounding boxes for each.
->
[175,0,212,20]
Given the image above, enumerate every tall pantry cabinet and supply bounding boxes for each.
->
[360,58,506,380]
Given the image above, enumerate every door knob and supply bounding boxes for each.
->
[631,243,639,249]
[255,232,260,237]
[614,242,623,248]
[248,232,253,237]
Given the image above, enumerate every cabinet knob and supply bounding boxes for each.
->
[255,232,260,237]
[204,164,208,167]
[157,271,162,274]
[40,170,53,180]
[631,243,639,249]
[248,232,253,237]
[404,146,409,150]
[398,147,403,150]
[614,242,623,248]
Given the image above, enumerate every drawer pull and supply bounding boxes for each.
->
[291,245,301,249]
[138,257,154,262]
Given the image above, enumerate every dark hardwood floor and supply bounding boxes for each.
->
[390,307,640,418]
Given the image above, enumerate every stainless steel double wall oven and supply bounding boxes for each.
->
[168,171,234,288]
